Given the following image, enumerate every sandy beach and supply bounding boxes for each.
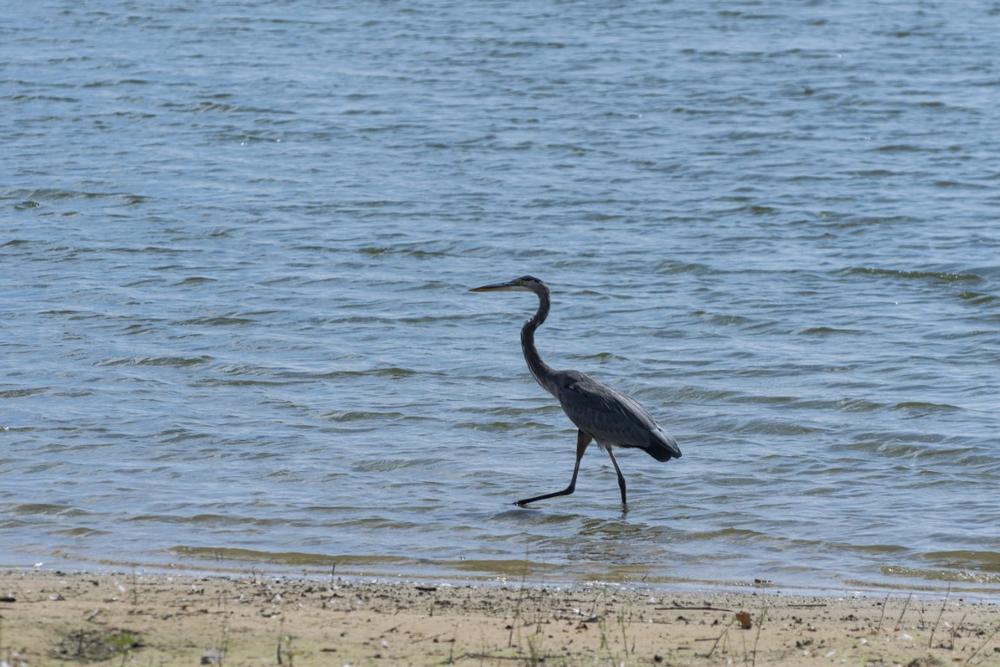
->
[1,570,998,666]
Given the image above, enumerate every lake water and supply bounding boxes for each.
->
[2,1,999,596]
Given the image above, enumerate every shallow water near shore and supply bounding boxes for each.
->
[2,2,999,595]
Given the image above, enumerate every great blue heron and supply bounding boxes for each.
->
[471,276,681,507]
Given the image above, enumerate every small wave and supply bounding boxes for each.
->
[96,355,211,367]
[325,367,418,380]
[456,420,551,433]
[121,323,154,335]
[674,386,741,402]
[326,410,407,422]
[205,365,420,384]
[686,527,766,540]
[0,387,48,399]
[157,427,211,443]
[934,180,988,190]
[12,503,91,516]
[842,266,982,283]
[921,550,1000,573]
[848,169,899,178]
[214,363,279,376]
[655,259,712,275]
[845,439,977,461]
[399,314,479,324]
[833,214,916,228]
[957,290,996,305]
[1,188,146,204]
[875,144,924,153]
[161,100,294,115]
[797,326,863,336]
[795,398,885,412]
[582,211,624,222]
[892,401,961,413]
[129,513,284,527]
[731,419,823,436]
[460,405,559,417]
[6,93,79,103]
[567,351,626,362]
[178,316,255,326]
[882,564,1000,584]
[729,393,796,405]
[170,545,411,567]
[54,527,109,537]
[175,276,218,285]
[329,518,422,531]
[831,398,884,412]
[39,309,97,318]
[82,78,149,87]
[717,10,779,19]
[195,378,294,387]
[691,310,755,327]
[352,458,442,473]
[107,245,178,255]
[669,105,715,116]
[358,244,454,259]
[449,559,559,576]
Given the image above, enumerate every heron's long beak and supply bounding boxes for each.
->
[470,281,517,292]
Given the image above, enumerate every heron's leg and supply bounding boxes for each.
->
[515,430,592,507]
[605,446,627,505]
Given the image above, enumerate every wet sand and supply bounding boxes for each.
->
[1,570,998,666]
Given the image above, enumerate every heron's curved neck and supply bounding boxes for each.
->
[521,285,558,396]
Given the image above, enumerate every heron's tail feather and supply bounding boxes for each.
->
[645,429,681,462]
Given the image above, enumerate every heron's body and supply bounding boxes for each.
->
[471,275,681,506]
[552,371,681,463]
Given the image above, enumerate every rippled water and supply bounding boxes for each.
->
[2,1,999,595]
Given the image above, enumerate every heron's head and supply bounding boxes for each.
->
[470,275,546,293]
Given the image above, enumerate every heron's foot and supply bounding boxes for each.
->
[514,484,575,507]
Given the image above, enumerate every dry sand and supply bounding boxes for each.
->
[1,569,998,666]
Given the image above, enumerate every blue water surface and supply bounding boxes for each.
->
[2,1,998,595]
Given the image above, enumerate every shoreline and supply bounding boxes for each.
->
[2,569,998,666]
[8,546,1000,603]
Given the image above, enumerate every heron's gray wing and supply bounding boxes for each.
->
[555,373,659,449]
